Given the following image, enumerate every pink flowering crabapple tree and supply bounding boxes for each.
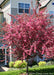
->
[1,5,54,74]
[3,12,54,60]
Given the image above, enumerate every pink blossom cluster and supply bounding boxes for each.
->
[2,10,54,60]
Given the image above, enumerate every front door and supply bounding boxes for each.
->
[0,49,5,66]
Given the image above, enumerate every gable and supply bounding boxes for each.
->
[46,0,54,13]
[39,0,52,8]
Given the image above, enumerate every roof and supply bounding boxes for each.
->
[0,0,52,8]
[0,0,8,8]
[39,0,51,8]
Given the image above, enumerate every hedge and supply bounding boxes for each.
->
[0,65,54,75]
[29,65,54,73]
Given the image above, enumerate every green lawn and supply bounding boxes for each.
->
[0,65,54,75]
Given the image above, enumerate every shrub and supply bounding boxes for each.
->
[13,60,21,68]
[32,61,37,66]
[38,61,46,67]
[9,61,14,68]
[29,65,54,73]
[13,60,27,68]
[8,65,54,74]
[46,61,54,65]
[20,60,27,68]
[32,65,38,68]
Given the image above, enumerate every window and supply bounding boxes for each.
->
[49,11,54,24]
[52,3,54,5]
[49,11,54,18]
[18,3,30,13]
[49,11,54,15]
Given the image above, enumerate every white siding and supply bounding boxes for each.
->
[46,0,54,24]
[46,0,54,13]
[2,0,11,24]
[11,0,36,8]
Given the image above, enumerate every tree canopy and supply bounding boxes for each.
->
[1,8,54,60]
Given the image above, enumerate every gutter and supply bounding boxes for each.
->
[0,0,9,8]
[39,0,52,9]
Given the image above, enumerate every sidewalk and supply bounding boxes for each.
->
[0,66,9,72]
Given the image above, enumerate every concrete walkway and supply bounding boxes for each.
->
[0,66,5,72]
[0,66,9,72]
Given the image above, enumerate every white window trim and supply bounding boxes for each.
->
[17,2,30,14]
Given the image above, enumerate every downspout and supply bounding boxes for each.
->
[10,0,11,21]
[5,48,7,65]
[9,0,12,62]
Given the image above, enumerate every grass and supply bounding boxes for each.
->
[0,65,54,75]
[0,69,25,75]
